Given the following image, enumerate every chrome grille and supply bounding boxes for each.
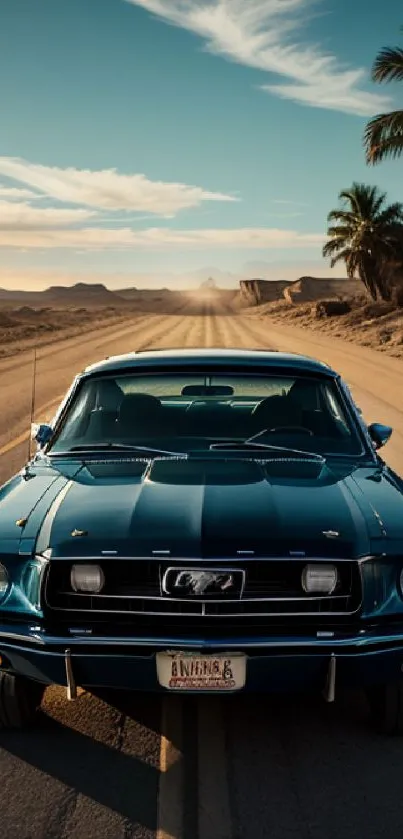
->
[44,558,362,619]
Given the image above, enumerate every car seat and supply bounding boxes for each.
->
[251,395,303,432]
[117,393,163,437]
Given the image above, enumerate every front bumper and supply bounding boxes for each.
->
[2,624,403,694]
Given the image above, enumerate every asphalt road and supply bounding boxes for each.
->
[1,300,403,839]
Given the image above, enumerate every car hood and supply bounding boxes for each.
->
[5,456,402,559]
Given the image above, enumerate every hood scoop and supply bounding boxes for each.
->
[147,455,327,485]
[262,456,326,480]
[75,460,149,482]
[148,458,264,487]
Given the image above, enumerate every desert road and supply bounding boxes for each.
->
[1,299,403,839]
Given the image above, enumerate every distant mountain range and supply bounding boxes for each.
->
[0,282,188,315]
[0,282,136,306]
[0,274,357,309]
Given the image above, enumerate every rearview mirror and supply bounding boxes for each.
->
[31,423,53,449]
[368,423,393,450]
[181,385,234,396]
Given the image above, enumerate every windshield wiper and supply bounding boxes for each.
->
[210,440,325,460]
[50,443,188,458]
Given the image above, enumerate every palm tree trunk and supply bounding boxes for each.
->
[359,255,379,300]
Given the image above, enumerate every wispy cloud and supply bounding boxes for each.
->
[0,200,95,230]
[125,0,391,116]
[0,157,236,217]
[0,225,324,250]
[0,184,38,200]
[0,153,322,254]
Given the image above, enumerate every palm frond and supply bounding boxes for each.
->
[322,239,342,258]
[372,47,403,82]
[338,187,362,215]
[385,222,403,253]
[329,252,349,270]
[338,183,386,217]
[327,209,355,225]
[372,192,388,217]
[328,248,352,270]
[377,203,403,225]
[325,225,351,238]
[364,111,403,164]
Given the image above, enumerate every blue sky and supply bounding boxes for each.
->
[0,0,401,288]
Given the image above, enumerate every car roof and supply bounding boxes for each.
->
[81,348,336,378]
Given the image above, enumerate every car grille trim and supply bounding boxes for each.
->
[44,557,362,618]
[45,607,360,618]
[41,554,367,563]
[55,590,353,603]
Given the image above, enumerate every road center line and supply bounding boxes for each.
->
[198,698,232,839]
[0,307,192,460]
[157,696,184,839]
[0,393,64,458]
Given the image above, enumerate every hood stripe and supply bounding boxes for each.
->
[35,480,74,555]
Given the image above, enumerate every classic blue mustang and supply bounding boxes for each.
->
[0,348,402,732]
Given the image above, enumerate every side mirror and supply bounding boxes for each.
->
[31,423,53,449]
[368,423,393,450]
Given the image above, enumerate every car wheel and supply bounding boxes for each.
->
[367,680,403,735]
[0,672,45,729]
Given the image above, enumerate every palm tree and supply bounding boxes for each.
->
[323,183,403,300]
[364,39,403,164]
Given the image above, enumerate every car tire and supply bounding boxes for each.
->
[367,680,403,735]
[0,672,45,729]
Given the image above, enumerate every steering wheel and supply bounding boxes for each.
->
[268,425,314,436]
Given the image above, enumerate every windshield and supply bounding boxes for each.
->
[49,370,364,457]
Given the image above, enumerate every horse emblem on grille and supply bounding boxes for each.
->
[162,568,244,598]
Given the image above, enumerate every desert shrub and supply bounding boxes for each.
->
[314,300,351,318]
[0,312,17,327]
[360,301,395,318]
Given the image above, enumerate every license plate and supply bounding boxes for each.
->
[156,652,246,691]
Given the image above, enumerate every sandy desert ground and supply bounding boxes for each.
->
[238,276,403,360]
[1,295,403,839]
[0,287,188,359]
[247,297,403,358]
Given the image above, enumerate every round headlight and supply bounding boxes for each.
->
[0,563,9,598]
[71,564,104,593]
[302,563,338,594]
